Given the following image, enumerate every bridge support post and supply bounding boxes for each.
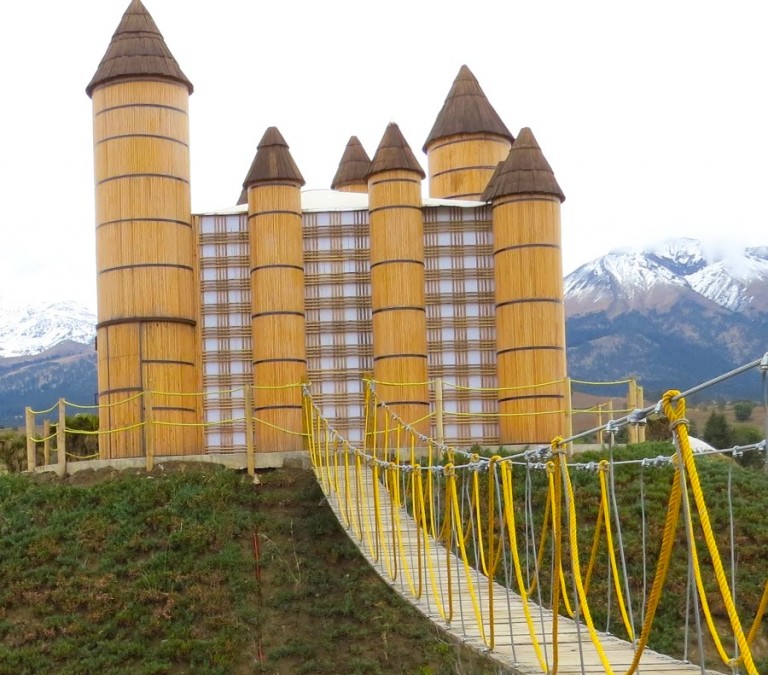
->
[25,407,36,471]
[56,399,66,477]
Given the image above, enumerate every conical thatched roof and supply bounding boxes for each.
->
[243,127,305,188]
[481,127,565,203]
[86,0,193,97]
[423,65,513,151]
[367,123,425,179]
[331,136,371,189]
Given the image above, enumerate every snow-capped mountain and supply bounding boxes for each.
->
[565,238,768,398]
[565,238,768,318]
[0,300,96,358]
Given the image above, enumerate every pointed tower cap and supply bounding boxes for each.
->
[87,0,193,97]
[481,127,565,203]
[366,123,425,179]
[423,65,513,151]
[331,136,371,189]
[243,126,305,188]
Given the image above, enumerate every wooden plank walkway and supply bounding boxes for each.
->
[315,464,722,675]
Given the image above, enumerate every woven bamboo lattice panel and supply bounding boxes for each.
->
[304,210,373,444]
[198,214,251,453]
[424,205,499,447]
[493,196,567,444]
[93,79,201,458]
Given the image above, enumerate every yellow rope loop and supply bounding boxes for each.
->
[550,436,566,454]
[660,389,683,422]
[561,456,614,672]
[500,462,549,672]
[663,390,758,673]
[597,463,635,641]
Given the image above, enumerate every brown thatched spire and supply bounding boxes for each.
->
[331,136,371,190]
[367,123,425,179]
[481,128,565,203]
[243,127,305,188]
[86,0,193,97]
[423,65,513,151]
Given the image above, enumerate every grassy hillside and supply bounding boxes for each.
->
[0,465,502,675]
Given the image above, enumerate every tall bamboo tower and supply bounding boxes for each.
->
[87,0,201,458]
[424,65,514,200]
[244,127,307,452]
[482,127,567,445]
[331,136,371,193]
[366,123,429,435]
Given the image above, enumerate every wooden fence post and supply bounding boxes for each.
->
[25,407,36,471]
[43,420,51,466]
[434,378,444,446]
[564,377,573,456]
[57,399,66,476]
[597,403,604,448]
[628,378,639,445]
[637,385,646,442]
[244,383,255,476]
[143,390,154,472]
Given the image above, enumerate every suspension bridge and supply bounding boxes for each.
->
[23,354,768,674]
[302,356,768,675]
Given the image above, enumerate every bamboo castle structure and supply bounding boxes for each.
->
[87,0,568,459]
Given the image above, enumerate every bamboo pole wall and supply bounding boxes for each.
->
[426,133,511,201]
[423,206,499,446]
[492,196,567,444]
[92,80,201,458]
[248,184,307,452]
[368,169,429,435]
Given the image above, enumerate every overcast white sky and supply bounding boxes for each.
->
[1,0,766,312]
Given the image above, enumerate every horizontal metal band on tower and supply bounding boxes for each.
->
[99,263,194,274]
[368,176,422,187]
[96,173,189,185]
[373,353,429,362]
[368,204,422,215]
[494,243,561,255]
[252,357,307,366]
[96,217,192,230]
[251,311,306,319]
[94,102,188,117]
[247,210,303,220]
[497,345,563,356]
[371,306,427,315]
[253,404,304,412]
[369,259,425,269]
[97,317,197,329]
[141,359,197,367]
[95,133,189,148]
[251,263,304,273]
[431,164,500,179]
[495,298,562,309]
